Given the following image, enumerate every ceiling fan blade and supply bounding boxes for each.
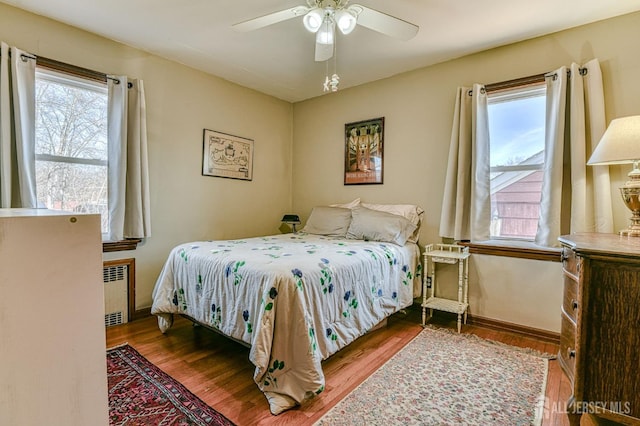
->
[315,41,334,62]
[352,4,419,40]
[233,6,309,32]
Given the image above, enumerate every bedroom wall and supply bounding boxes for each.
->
[3,3,639,333]
[292,11,640,332]
[0,3,294,310]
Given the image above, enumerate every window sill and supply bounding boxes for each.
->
[103,239,141,253]
[458,240,561,262]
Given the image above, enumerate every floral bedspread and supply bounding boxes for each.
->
[150,232,421,415]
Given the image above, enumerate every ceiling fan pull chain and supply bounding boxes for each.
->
[323,58,330,92]
[332,30,339,92]
[333,30,338,77]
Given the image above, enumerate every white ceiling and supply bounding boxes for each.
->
[4,0,640,102]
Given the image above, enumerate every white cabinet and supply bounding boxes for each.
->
[421,243,470,333]
[0,209,108,426]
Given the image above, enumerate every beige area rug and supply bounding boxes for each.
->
[315,327,551,426]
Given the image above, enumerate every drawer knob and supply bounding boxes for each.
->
[561,251,569,262]
[567,348,576,359]
[571,299,578,311]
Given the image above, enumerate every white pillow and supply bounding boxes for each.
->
[302,206,352,237]
[346,206,417,246]
[330,198,360,209]
[360,202,424,243]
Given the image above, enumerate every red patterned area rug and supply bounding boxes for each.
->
[107,344,235,426]
[315,326,553,426]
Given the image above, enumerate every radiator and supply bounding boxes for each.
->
[103,264,128,327]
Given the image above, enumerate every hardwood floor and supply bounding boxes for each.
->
[106,306,583,426]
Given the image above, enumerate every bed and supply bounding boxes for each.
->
[151,202,423,415]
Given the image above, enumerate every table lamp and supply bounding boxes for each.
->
[587,115,640,236]
[281,214,301,233]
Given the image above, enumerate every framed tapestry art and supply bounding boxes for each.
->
[344,117,384,185]
[202,129,254,181]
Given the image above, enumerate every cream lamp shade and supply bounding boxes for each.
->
[587,115,640,236]
[588,115,640,168]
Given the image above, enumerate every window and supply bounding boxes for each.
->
[35,68,109,235]
[487,83,546,241]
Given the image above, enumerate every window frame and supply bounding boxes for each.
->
[459,241,561,262]
[470,73,559,261]
[35,67,109,236]
[487,83,546,242]
[34,57,140,252]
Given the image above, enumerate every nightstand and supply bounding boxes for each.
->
[421,243,470,332]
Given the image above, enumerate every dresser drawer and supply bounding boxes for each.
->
[561,247,579,277]
[559,312,577,383]
[562,274,579,322]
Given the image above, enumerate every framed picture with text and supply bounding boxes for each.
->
[344,117,384,185]
[202,129,254,181]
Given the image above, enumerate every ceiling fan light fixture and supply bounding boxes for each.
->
[335,9,357,35]
[316,16,335,45]
[303,8,324,32]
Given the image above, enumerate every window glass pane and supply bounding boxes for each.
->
[488,88,545,167]
[487,85,546,240]
[35,71,107,161]
[34,69,109,235]
[35,161,108,233]
[489,170,543,239]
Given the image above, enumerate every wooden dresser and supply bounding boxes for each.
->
[558,233,640,426]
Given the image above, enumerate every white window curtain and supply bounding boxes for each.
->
[535,59,613,247]
[439,84,491,242]
[107,76,151,241]
[0,43,37,208]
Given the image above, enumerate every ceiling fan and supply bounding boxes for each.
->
[232,0,419,62]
